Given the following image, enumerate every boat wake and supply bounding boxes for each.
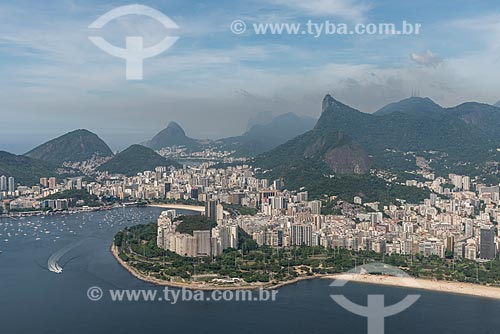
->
[47,241,81,274]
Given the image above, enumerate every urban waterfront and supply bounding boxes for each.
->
[0,207,498,334]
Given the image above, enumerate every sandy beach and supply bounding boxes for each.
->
[148,203,231,216]
[148,203,205,213]
[323,273,500,300]
[112,245,500,299]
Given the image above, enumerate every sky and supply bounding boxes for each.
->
[1,0,500,153]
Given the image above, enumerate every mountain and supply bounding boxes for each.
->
[254,94,500,201]
[25,129,113,164]
[374,97,443,117]
[375,98,500,138]
[317,96,500,171]
[255,97,371,175]
[245,113,316,141]
[446,102,500,137]
[254,95,428,204]
[97,145,181,176]
[245,111,274,131]
[0,151,55,186]
[145,122,202,151]
[144,115,315,157]
[219,113,317,157]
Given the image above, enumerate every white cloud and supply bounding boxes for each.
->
[410,50,443,67]
[271,0,370,21]
[4,3,500,152]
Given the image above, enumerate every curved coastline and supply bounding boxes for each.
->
[147,204,205,213]
[112,245,500,299]
[111,244,290,290]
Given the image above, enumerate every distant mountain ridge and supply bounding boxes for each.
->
[144,115,316,157]
[244,112,316,139]
[255,94,500,193]
[319,95,500,172]
[374,97,443,117]
[25,129,113,164]
[446,102,500,137]
[97,144,180,176]
[375,97,500,129]
[219,112,317,157]
[12,95,500,185]
[144,122,202,151]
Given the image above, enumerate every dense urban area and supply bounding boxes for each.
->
[2,149,499,270]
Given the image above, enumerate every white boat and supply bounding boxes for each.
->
[48,265,63,274]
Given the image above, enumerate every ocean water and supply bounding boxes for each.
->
[0,207,498,334]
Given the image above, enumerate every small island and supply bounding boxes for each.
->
[113,212,500,295]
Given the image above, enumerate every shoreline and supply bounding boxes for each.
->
[111,245,500,299]
[147,203,205,213]
[2,202,206,219]
[0,206,104,219]
[322,274,500,300]
[111,245,500,300]
[111,245,275,290]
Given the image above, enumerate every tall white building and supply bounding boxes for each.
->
[480,225,496,260]
[291,224,312,246]
[462,176,470,191]
[0,175,6,191]
[216,203,224,223]
[194,230,212,256]
[205,199,217,220]
[269,196,286,210]
[8,177,15,193]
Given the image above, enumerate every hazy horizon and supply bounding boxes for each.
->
[2,0,500,153]
[4,93,500,154]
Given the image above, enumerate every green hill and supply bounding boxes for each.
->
[25,129,113,164]
[174,215,217,235]
[374,97,443,116]
[0,151,55,186]
[98,145,181,176]
[43,189,100,206]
